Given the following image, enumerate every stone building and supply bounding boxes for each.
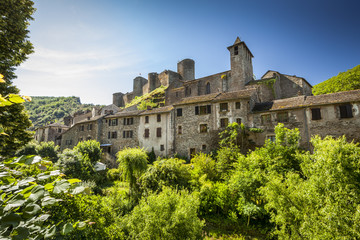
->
[55,37,360,159]
[34,123,69,146]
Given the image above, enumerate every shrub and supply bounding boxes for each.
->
[36,141,59,162]
[121,188,204,239]
[74,140,102,165]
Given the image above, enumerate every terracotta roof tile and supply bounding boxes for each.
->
[252,90,360,112]
[140,106,174,115]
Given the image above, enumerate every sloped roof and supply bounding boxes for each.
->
[174,93,220,106]
[252,90,360,112]
[140,106,174,115]
[105,110,144,118]
[77,115,104,124]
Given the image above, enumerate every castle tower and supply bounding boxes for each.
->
[133,76,148,97]
[227,37,253,91]
[148,72,161,92]
[113,92,125,107]
[177,59,195,81]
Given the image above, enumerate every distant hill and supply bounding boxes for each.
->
[313,65,360,95]
[24,96,102,130]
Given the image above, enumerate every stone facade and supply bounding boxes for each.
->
[52,37,360,159]
[34,123,69,146]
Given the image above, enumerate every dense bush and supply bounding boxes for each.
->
[36,141,59,162]
[140,158,192,194]
[121,187,204,240]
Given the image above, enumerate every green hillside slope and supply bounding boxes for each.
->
[313,65,360,95]
[24,96,101,130]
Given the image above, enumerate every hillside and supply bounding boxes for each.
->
[24,96,101,130]
[313,65,360,95]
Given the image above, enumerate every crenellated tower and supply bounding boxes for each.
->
[227,37,254,91]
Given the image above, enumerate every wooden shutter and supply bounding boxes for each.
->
[195,106,199,115]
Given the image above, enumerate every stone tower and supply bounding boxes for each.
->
[177,59,195,81]
[113,92,125,107]
[133,76,148,97]
[227,37,253,91]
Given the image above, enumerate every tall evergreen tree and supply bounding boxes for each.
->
[0,0,35,156]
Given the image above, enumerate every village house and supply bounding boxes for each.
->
[37,37,360,159]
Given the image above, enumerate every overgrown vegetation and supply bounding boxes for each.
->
[313,64,360,95]
[125,85,167,110]
[24,96,102,130]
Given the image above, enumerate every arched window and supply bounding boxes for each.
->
[206,82,211,94]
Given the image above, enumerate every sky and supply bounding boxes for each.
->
[15,0,360,105]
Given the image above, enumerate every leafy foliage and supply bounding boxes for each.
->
[313,64,360,95]
[24,96,102,130]
[0,0,35,156]
[121,187,204,240]
[140,158,192,194]
[73,140,102,165]
[0,155,89,239]
[125,85,167,110]
[117,147,148,197]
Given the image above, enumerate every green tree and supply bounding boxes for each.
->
[36,141,59,162]
[140,158,192,194]
[0,0,35,156]
[261,136,360,239]
[121,187,204,240]
[73,140,102,165]
[117,147,148,197]
[313,64,360,95]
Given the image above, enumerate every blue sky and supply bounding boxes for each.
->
[15,0,360,105]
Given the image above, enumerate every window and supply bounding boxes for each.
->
[123,130,133,138]
[124,118,134,125]
[79,125,84,131]
[58,128,62,133]
[220,118,229,128]
[220,103,228,112]
[266,135,276,142]
[206,82,211,94]
[145,116,149,123]
[87,124,93,130]
[108,131,110,139]
[87,137,91,140]
[111,131,117,139]
[196,105,211,115]
[234,46,238,55]
[235,102,241,109]
[261,114,271,124]
[65,140,72,145]
[160,145,164,151]
[236,118,242,124]
[178,125,182,135]
[277,112,289,122]
[202,145,207,151]
[339,104,353,118]
[157,114,161,122]
[200,124,208,133]
[156,127,162,137]
[109,119,118,126]
[177,108,182,117]
[190,148,196,157]
[311,108,321,120]
[144,129,149,138]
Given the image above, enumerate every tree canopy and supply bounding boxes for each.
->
[313,64,360,95]
[0,0,36,156]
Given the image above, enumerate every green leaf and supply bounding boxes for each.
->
[0,213,21,227]
[41,196,56,207]
[44,182,54,191]
[36,214,51,223]
[53,180,70,194]
[8,94,25,104]
[23,203,41,218]
[11,226,29,240]
[67,178,82,184]
[61,223,74,235]
[28,185,45,202]
[71,186,86,195]
[75,221,87,230]
[20,185,36,199]
[44,225,56,239]
[3,194,25,212]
